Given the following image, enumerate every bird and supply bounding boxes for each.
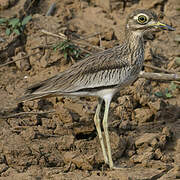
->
[18,9,175,169]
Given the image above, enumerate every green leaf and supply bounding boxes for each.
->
[164,88,169,94]
[0,18,7,24]
[63,44,69,49]
[13,29,20,35]
[155,91,163,97]
[6,28,11,35]
[9,18,20,28]
[175,57,180,66]
[84,54,90,58]
[73,49,77,55]
[17,22,21,27]
[170,82,177,91]
[165,92,172,98]
[76,54,80,58]
[20,26,24,32]
[64,52,68,60]
[22,15,32,26]
[53,45,58,51]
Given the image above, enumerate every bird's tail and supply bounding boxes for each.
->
[16,79,57,103]
[16,93,53,103]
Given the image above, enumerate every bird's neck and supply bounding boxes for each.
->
[125,30,144,51]
[125,30,145,65]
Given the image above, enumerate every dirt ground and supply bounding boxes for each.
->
[0,0,180,179]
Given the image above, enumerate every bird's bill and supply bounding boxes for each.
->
[151,21,175,31]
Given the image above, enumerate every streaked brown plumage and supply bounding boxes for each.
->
[18,9,174,169]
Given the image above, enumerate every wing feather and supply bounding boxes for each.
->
[21,45,131,100]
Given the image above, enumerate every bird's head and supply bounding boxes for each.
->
[126,9,175,35]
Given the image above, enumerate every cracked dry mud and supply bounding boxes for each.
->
[0,0,180,179]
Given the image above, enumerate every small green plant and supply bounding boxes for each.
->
[0,15,32,35]
[53,40,82,61]
[155,82,178,98]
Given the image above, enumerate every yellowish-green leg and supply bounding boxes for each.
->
[94,98,108,164]
[103,98,114,169]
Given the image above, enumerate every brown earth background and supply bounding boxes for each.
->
[0,0,180,179]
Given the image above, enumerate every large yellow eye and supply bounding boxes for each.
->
[137,15,148,24]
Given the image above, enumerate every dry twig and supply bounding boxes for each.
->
[0,51,41,69]
[41,29,104,51]
[46,3,56,16]
[144,64,176,74]
[0,110,55,119]
[139,71,180,81]
[78,32,101,40]
[23,0,36,16]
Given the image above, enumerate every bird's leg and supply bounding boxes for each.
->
[103,98,114,169]
[94,98,108,164]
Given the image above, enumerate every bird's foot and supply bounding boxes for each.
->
[109,163,128,170]
[110,166,126,170]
